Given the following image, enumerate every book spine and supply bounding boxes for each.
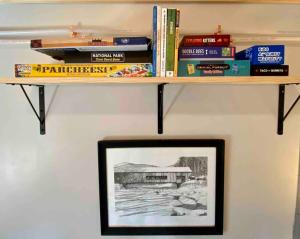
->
[251,65,289,76]
[179,46,235,59]
[113,37,150,45]
[156,6,161,77]
[152,6,157,76]
[15,64,153,77]
[181,34,231,47]
[174,9,180,77]
[166,9,176,77]
[160,8,167,77]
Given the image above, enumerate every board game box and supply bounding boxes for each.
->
[178,60,250,76]
[235,45,284,65]
[180,34,231,47]
[251,65,289,76]
[179,46,235,59]
[15,63,153,77]
[64,51,152,63]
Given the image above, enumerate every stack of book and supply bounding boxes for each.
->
[15,36,153,77]
[236,45,288,76]
[152,6,180,77]
[178,34,250,77]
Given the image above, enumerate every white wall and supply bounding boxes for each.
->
[294,150,300,238]
[0,3,299,239]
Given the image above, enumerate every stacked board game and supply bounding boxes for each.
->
[236,45,288,76]
[15,5,289,79]
[16,36,153,77]
[152,6,180,77]
[180,60,250,77]
[15,63,152,77]
[178,33,250,77]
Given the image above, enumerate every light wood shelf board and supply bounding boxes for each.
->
[1,0,300,4]
[0,76,299,85]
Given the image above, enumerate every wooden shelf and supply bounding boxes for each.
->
[1,76,300,85]
[1,0,300,4]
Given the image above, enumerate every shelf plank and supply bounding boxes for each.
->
[1,0,300,4]
[1,76,300,85]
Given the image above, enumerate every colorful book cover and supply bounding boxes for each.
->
[113,37,150,45]
[166,8,176,77]
[15,63,153,77]
[160,8,167,77]
[251,65,289,76]
[178,60,250,76]
[180,34,231,47]
[152,6,158,76]
[156,6,162,77]
[235,45,284,65]
[174,9,180,77]
[179,46,235,59]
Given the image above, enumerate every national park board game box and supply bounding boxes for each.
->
[64,51,152,63]
[15,63,153,77]
[178,60,250,77]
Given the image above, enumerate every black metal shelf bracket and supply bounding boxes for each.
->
[158,83,166,134]
[277,84,300,135]
[19,84,46,135]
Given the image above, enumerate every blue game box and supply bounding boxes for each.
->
[235,45,284,65]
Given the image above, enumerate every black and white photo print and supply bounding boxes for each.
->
[98,139,224,235]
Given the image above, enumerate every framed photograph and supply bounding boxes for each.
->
[98,139,224,235]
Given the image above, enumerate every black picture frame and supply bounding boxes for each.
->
[98,139,224,236]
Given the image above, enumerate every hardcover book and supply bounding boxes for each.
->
[179,46,235,60]
[15,63,153,77]
[152,5,158,76]
[180,34,231,47]
[235,45,285,65]
[174,9,180,77]
[251,65,289,76]
[160,8,167,77]
[155,6,162,77]
[178,60,250,76]
[166,8,176,77]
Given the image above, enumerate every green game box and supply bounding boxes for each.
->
[178,60,250,76]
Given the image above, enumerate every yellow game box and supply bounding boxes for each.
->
[15,63,153,77]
